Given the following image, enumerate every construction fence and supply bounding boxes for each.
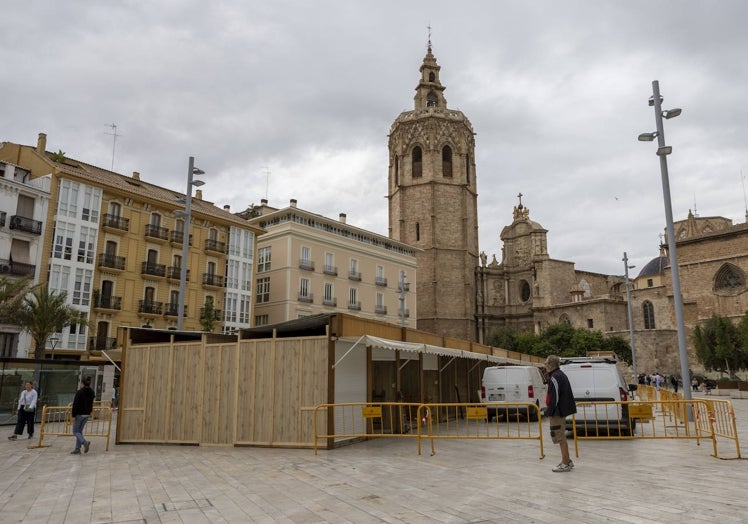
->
[29,404,114,451]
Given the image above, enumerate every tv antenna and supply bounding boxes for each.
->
[262,166,271,200]
[104,124,120,171]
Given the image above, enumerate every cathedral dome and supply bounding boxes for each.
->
[637,254,668,278]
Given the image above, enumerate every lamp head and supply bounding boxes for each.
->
[656,146,673,156]
[191,179,205,187]
[192,167,205,176]
[662,108,682,119]
[638,132,657,142]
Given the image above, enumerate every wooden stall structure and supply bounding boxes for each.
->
[116,313,543,449]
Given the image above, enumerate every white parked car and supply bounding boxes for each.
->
[478,365,547,421]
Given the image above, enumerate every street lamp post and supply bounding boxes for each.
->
[49,336,59,360]
[622,252,637,383]
[176,156,205,331]
[638,80,692,401]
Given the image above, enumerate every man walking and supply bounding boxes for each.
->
[545,355,577,472]
[71,376,95,455]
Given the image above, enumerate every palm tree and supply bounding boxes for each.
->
[13,287,86,360]
[0,275,34,321]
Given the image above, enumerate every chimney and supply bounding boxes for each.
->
[223,205,231,211]
[195,189,203,200]
[37,133,47,153]
[261,198,268,206]
[132,171,140,180]
[339,213,347,224]
[290,199,297,208]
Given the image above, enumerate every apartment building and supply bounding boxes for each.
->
[0,160,51,357]
[248,199,417,326]
[0,133,263,358]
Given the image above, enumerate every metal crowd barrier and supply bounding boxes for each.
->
[30,404,113,451]
[313,401,544,458]
[571,399,742,459]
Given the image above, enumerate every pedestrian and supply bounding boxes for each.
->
[544,355,577,473]
[111,384,118,410]
[670,375,678,393]
[692,378,698,392]
[8,381,37,440]
[71,376,95,455]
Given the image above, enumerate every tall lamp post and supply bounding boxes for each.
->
[638,80,692,401]
[176,156,205,331]
[49,336,59,360]
[622,253,637,383]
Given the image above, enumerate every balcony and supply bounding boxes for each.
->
[144,224,169,242]
[398,283,411,292]
[298,293,314,303]
[141,262,167,278]
[322,297,337,307]
[88,336,118,351]
[375,277,388,287]
[299,259,315,271]
[202,273,225,288]
[93,295,122,311]
[0,260,35,277]
[375,305,387,314]
[200,308,223,319]
[138,300,163,315]
[323,265,338,276]
[102,213,129,232]
[9,215,43,235]
[169,230,192,245]
[164,303,188,317]
[348,271,362,281]
[204,239,227,254]
[98,253,126,271]
[166,266,190,281]
[347,301,361,311]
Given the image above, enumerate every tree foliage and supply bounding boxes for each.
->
[0,276,34,320]
[12,287,86,360]
[200,296,218,332]
[693,313,748,376]
[485,323,633,364]
[236,203,261,220]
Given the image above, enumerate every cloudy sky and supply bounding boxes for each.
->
[3,1,747,275]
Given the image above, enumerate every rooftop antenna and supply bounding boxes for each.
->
[104,124,120,171]
[693,194,698,217]
[262,166,271,200]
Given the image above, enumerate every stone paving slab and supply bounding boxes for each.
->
[2,395,746,523]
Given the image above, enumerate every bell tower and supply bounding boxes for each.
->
[387,44,479,341]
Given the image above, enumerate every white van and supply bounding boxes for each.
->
[478,365,547,421]
[560,357,637,435]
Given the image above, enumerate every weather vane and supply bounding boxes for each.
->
[427,23,432,50]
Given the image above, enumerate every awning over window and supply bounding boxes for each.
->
[335,334,527,368]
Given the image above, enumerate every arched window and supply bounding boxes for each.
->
[412,147,422,178]
[559,314,571,326]
[429,72,435,82]
[442,146,453,177]
[394,155,399,186]
[714,263,746,294]
[642,300,655,329]
[426,91,437,107]
[465,154,470,184]
[416,222,420,242]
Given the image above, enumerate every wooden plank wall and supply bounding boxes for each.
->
[118,336,329,447]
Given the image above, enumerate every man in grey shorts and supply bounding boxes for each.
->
[544,355,577,472]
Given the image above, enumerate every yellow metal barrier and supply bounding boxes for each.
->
[313,401,544,459]
[417,402,544,458]
[571,399,741,459]
[31,405,113,451]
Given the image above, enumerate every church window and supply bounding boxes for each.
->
[647,278,654,287]
[416,222,420,241]
[714,263,746,294]
[465,154,470,184]
[559,314,571,326]
[519,280,531,302]
[642,300,655,329]
[412,147,422,177]
[427,91,437,107]
[587,319,594,329]
[394,156,399,186]
[429,72,435,82]
[442,146,453,177]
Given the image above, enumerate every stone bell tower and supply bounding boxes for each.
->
[387,43,479,341]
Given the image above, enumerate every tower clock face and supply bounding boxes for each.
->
[520,280,531,302]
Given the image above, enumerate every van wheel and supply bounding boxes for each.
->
[528,403,539,422]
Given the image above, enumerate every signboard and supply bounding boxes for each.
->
[467,406,488,420]
[628,404,654,420]
[362,406,382,418]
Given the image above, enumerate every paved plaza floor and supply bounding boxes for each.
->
[2,393,747,523]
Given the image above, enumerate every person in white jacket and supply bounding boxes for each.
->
[8,381,37,440]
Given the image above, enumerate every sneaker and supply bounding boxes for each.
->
[567,460,574,469]
[552,462,571,473]
[83,441,90,454]
[71,449,81,455]
[8,435,17,441]
[28,434,33,440]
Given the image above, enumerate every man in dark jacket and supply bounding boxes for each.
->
[545,355,576,472]
[71,376,95,454]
